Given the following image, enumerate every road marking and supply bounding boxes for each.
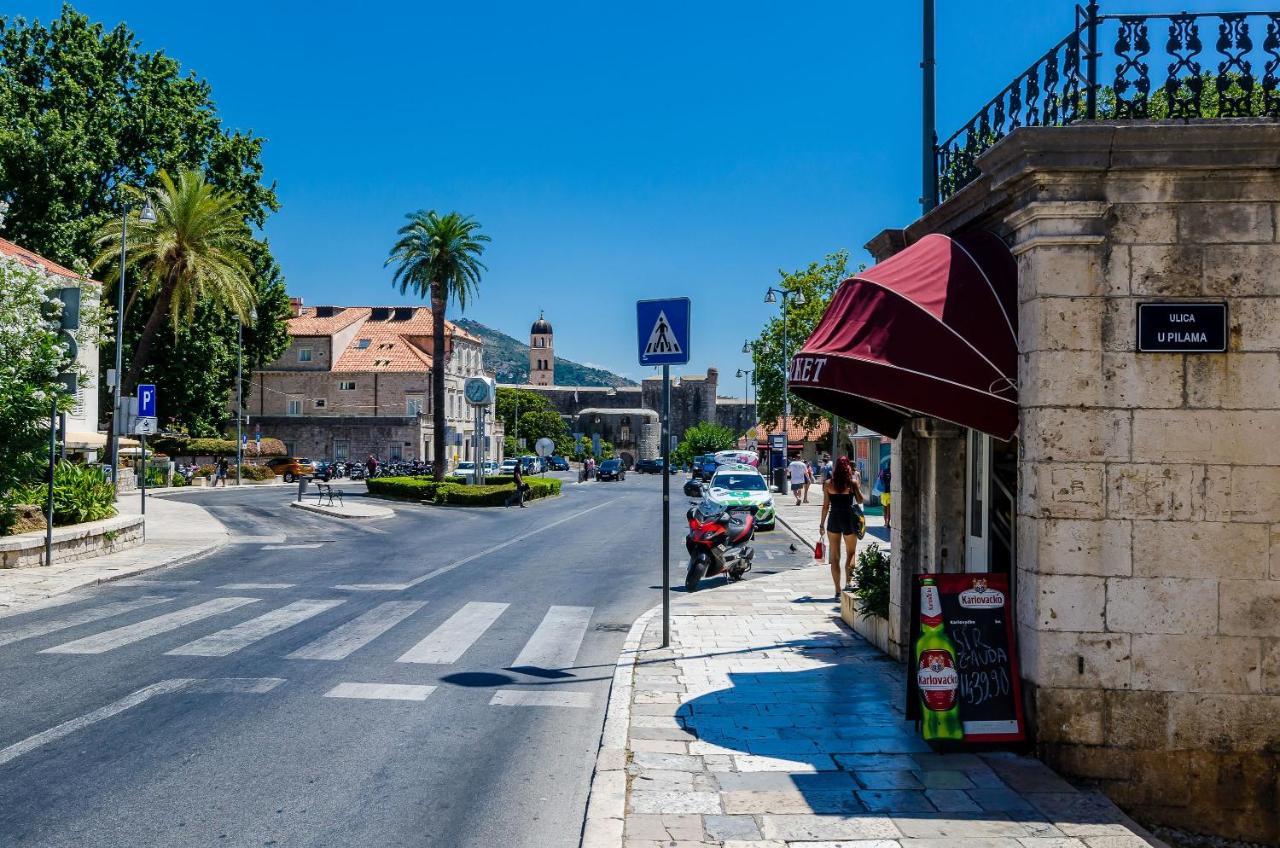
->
[287,600,426,660]
[333,499,621,591]
[228,534,287,545]
[166,599,343,657]
[219,583,297,590]
[114,579,201,588]
[0,677,281,768]
[510,606,593,672]
[324,682,436,701]
[0,597,171,649]
[41,597,260,655]
[489,690,593,708]
[263,543,325,550]
[397,602,508,664]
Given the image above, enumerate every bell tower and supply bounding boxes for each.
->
[529,311,554,386]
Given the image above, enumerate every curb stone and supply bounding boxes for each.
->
[579,603,661,848]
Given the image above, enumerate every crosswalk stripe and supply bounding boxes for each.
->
[166,599,343,657]
[0,596,171,649]
[219,583,296,590]
[489,690,593,708]
[288,601,426,660]
[510,605,593,672]
[41,598,260,655]
[397,602,508,665]
[324,682,436,701]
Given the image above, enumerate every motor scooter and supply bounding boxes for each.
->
[684,500,755,592]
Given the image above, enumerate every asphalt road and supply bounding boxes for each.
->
[0,471,812,848]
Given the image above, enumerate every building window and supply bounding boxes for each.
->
[339,380,356,391]
[314,398,327,409]
[388,444,403,461]
[356,339,371,349]
[287,398,302,416]
[298,346,313,363]
[406,396,423,416]
[334,439,349,461]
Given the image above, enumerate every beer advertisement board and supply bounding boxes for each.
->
[906,573,1026,744]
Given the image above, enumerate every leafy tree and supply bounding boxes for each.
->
[747,251,850,432]
[387,211,490,480]
[91,170,257,392]
[569,435,614,462]
[0,259,88,533]
[495,386,553,441]
[516,409,572,454]
[672,420,737,468]
[0,7,287,437]
[0,7,277,265]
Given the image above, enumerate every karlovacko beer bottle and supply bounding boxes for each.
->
[915,576,963,741]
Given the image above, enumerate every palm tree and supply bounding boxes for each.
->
[92,169,257,392]
[386,211,489,480]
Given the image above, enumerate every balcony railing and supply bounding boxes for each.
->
[936,4,1280,201]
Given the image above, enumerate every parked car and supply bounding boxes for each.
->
[690,454,710,480]
[597,458,626,481]
[500,458,519,475]
[634,458,668,474]
[266,456,315,483]
[548,455,570,471]
[705,464,776,530]
[697,455,719,480]
[519,455,540,474]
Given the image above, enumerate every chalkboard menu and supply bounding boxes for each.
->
[906,572,1026,744]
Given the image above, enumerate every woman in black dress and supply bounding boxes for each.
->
[819,456,864,598]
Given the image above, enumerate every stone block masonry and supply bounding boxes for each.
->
[886,123,1280,842]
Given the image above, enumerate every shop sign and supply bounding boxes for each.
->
[1137,302,1227,353]
[907,573,1026,744]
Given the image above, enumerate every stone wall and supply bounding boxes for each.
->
[0,513,144,568]
[882,123,1280,841]
[253,415,428,462]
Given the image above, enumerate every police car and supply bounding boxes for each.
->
[704,463,775,530]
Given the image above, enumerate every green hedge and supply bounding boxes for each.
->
[368,476,562,506]
[151,436,287,458]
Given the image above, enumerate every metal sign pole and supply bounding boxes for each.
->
[140,433,147,516]
[45,397,56,566]
[661,364,671,649]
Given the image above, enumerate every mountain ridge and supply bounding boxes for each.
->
[454,318,637,387]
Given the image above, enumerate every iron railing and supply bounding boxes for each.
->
[936,4,1280,201]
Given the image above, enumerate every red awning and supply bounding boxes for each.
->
[788,231,1018,440]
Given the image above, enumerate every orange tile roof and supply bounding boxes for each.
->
[334,329,433,372]
[760,419,832,443]
[0,237,94,283]
[287,306,371,336]
[288,304,480,373]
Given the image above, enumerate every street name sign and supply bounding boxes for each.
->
[636,298,691,366]
[1137,302,1227,353]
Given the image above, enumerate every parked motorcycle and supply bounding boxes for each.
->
[684,500,755,592]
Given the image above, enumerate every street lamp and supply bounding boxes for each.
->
[736,367,755,435]
[236,307,257,485]
[764,286,804,453]
[109,198,155,484]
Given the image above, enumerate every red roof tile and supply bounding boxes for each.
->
[287,304,479,373]
[0,237,93,283]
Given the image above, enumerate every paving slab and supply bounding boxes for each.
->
[579,561,1166,848]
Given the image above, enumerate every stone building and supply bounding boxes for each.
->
[791,121,1280,840]
[501,313,754,458]
[248,302,502,465]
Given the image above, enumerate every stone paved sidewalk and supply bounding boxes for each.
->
[771,490,891,557]
[581,562,1163,847]
[0,494,228,617]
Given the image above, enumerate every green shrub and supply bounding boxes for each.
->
[196,464,217,478]
[49,461,117,526]
[852,542,890,620]
[368,476,562,506]
[238,464,276,481]
[150,436,287,458]
[366,476,444,501]
[143,465,168,487]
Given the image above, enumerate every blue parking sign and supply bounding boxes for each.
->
[138,384,157,418]
[636,298,691,366]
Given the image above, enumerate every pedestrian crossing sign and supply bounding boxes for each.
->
[636,297,691,366]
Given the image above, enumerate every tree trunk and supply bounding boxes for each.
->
[431,283,447,481]
[124,277,177,394]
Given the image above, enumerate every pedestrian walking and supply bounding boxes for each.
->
[877,463,892,529]
[215,456,229,487]
[821,454,833,482]
[507,463,528,508]
[366,454,378,480]
[802,460,815,503]
[820,456,865,598]
[786,456,808,506]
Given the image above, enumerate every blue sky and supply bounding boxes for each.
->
[16,1,1271,390]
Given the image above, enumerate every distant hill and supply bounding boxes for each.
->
[455,318,637,387]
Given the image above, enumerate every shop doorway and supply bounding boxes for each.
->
[965,431,1017,573]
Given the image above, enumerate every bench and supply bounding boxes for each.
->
[313,483,344,508]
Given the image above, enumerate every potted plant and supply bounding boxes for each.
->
[843,542,891,653]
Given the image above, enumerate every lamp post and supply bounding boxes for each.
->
[109,198,155,483]
[236,307,257,485]
[764,286,805,456]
